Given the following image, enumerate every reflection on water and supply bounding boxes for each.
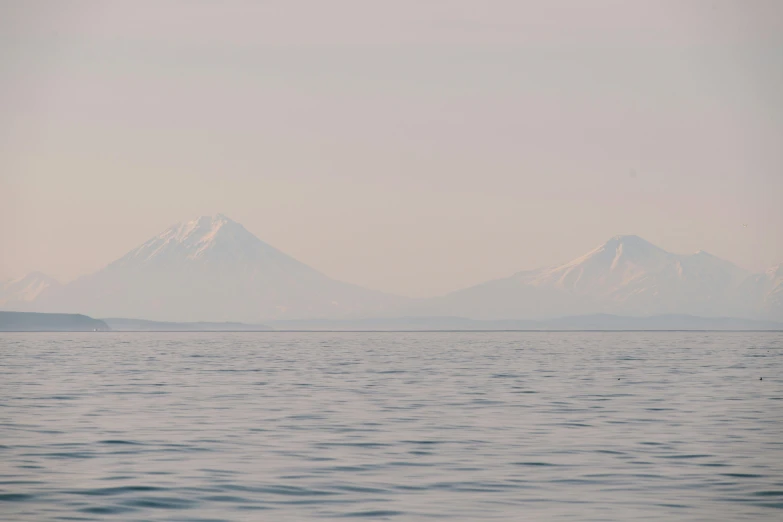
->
[0,331,781,520]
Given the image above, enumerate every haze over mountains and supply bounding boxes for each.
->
[3,214,781,323]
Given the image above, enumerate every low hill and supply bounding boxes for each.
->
[0,311,110,331]
[103,318,272,331]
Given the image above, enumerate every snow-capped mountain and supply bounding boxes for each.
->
[0,272,61,309]
[418,235,779,320]
[33,214,407,322]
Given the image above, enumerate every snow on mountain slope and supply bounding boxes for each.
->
[768,264,783,302]
[0,272,61,308]
[420,235,755,320]
[33,215,407,322]
[766,265,783,318]
[523,235,674,293]
[735,263,783,320]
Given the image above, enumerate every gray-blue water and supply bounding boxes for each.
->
[1,332,781,521]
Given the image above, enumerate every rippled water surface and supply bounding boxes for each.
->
[1,331,782,521]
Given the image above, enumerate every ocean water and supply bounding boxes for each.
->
[0,331,781,521]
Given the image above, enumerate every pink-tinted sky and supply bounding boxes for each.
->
[1,0,782,297]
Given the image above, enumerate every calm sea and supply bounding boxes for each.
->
[1,331,781,521]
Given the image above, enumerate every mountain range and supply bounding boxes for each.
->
[3,214,781,322]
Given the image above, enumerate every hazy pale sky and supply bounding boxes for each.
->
[1,0,782,297]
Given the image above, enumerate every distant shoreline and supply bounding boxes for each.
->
[3,311,782,333]
[3,329,781,333]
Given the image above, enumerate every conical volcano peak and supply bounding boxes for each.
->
[611,234,643,242]
[564,235,668,268]
[599,235,669,262]
[204,213,237,229]
[40,214,403,322]
[165,214,235,240]
[605,234,661,251]
[115,213,265,266]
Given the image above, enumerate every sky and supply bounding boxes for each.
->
[1,0,782,298]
